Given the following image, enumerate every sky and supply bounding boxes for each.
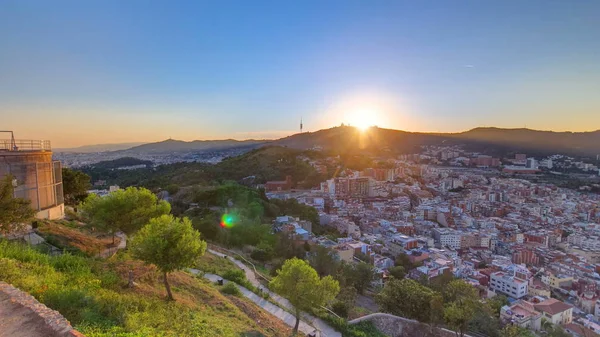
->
[1,0,599,147]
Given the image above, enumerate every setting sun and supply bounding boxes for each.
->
[348,109,380,131]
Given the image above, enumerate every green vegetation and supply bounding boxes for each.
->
[377,278,494,337]
[0,240,287,337]
[196,251,238,275]
[220,282,242,297]
[91,157,153,170]
[81,187,171,242]
[83,146,319,190]
[130,215,207,300]
[36,220,117,256]
[269,258,340,335]
[387,266,405,280]
[62,168,91,205]
[0,175,35,233]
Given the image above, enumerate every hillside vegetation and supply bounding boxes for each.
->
[0,238,293,337]
[84,146,318,190]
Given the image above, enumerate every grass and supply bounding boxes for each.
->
[197,253,257,292]
[0,239,293,337]
[36,220,119,256]
[196,251,239,275]
[221,282,242,296]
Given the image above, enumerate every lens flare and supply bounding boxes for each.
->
[220,213,237,228]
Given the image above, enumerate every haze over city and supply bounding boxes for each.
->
[1,0,600,147]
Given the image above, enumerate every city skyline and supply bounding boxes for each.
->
[2,1,600,147]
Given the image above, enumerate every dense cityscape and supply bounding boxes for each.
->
[2,1,600,336]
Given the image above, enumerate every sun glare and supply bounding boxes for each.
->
[348,109,379,131]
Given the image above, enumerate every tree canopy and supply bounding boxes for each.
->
[130,215,207,300]
[0,175,34,234]
[81,187,171,241]
[376,278,438,323]
[62,168,91,205]
[269,258,340,334]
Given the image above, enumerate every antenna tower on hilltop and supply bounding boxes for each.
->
[300,117,303,133]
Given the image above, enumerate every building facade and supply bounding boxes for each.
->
[0,136,64,220]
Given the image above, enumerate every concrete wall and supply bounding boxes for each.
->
[0,282,84,337]
[349,313,472,337]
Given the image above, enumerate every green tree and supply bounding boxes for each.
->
[269,258,340,335]
[388,266,405,280]
[443,279,478,305]
[443,280,481,337]
[0,175,35,233]
[352,262,375,294]
[308,245,339,277]
[444,302,475,337]
[62,168,91,205]
[81,187,171,243]
[395,253,419,271]
[130,215,207,300]
[500,325,536,337]
[377,278,439,323]
[488,295,509,316]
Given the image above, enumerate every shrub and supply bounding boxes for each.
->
[221,282,242,296]
[250,248,273,262]
[331,300,349,318]
[51,253,91,274]
[223,269,246,284]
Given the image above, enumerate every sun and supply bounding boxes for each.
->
[348,109,379,131]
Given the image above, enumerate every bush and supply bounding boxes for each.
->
[223,269,246,284]
[250,249,272,262]
[221,282,242,296]
[331,300,349,318]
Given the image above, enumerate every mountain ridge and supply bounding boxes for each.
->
[57,126,600,156]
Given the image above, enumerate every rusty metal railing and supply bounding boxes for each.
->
[0,139,51,152]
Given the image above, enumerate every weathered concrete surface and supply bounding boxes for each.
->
[349,313,472,337]
[0,282,84,337]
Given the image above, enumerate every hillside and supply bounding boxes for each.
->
[83,146,319,189]
[0,234,294,337]
[272,126,600,156]
[91,157,153,169]
[121,139,269,154]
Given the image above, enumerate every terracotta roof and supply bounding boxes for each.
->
[564,323,599,337]
[534,298,573,315]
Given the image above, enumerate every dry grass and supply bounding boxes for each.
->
[100,256,292,336]
[228,295,296,337]
[37,221,120,255]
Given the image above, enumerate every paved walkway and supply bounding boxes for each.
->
[205,249,341,337]
[190,270,319,336]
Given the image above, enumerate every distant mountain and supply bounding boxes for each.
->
[55,142,146,153]
[121,139,270,154]
[272,126,600,156]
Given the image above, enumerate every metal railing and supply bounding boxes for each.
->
[0,139,51,152]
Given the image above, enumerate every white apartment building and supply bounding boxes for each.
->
[567,234,600,251]
[490,271,529,299]
[431,228,461,250]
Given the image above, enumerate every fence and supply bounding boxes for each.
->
[0,139,51,152]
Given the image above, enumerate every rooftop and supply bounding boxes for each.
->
[0,139,51,152]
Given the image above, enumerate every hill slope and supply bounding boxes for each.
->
[0,237,293,337]
[122,139,269,154]
[272,126,600,156]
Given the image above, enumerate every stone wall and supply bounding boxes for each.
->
[0,282,85,337]
[349,313,472,337]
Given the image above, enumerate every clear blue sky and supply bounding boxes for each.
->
[1,0,599,147]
